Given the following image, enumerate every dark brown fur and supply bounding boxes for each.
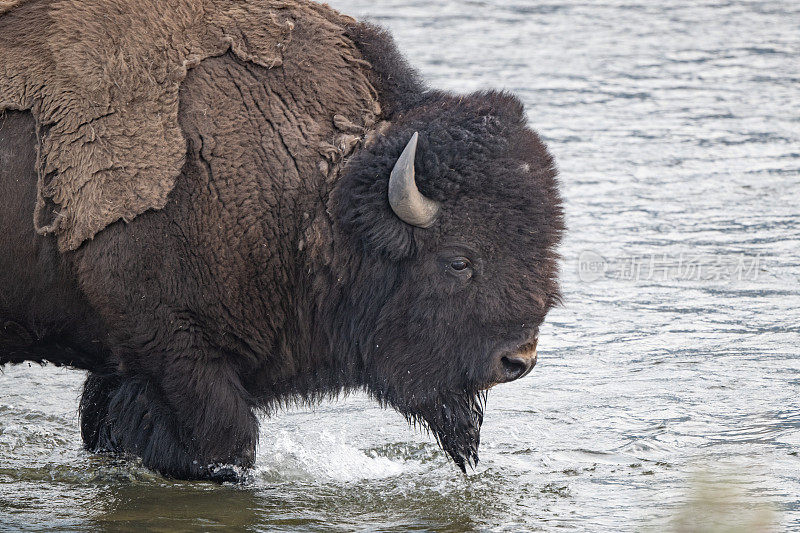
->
[0,3,564,481]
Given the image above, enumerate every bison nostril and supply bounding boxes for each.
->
[500,355,531,382]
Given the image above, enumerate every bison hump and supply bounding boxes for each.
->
[0,0,378,251]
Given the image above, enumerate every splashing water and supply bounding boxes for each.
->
[255,429,416,483]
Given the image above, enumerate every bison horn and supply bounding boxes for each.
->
[388,132,440,228]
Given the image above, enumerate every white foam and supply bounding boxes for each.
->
[254,430,417,483]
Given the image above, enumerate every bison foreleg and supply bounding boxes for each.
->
[79,365,258,482]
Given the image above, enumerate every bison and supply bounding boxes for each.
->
[0,0,563,482]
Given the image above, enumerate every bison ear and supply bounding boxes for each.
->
[388,132,440,228]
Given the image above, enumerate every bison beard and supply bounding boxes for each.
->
[0,2,564,482]
[403,392,487,472]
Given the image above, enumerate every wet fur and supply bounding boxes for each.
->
[0,16,563,480]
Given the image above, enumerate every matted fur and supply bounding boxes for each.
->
[0,0,378,251]
[0,1,21,15]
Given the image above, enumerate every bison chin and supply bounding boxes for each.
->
[398,390,487,473]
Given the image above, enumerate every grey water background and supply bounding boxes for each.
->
[1,0,798,530]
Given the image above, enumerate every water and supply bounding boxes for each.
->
[2,0,799,530]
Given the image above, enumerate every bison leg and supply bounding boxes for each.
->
[80,362,258,482]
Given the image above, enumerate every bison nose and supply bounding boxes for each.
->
[499,354,535,382]
[495,343,538,384]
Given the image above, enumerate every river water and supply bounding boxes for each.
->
[1,1,798,531]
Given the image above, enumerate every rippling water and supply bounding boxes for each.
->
[2,1,798,531]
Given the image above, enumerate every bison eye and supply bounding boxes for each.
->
[441,252,477,281]
[449,258,471,271]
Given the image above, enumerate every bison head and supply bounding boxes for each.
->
[329,90,563,471]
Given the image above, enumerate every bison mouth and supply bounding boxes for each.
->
[407,390,487,472]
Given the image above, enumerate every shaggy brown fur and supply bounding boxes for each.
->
[0,0,378,251]
[1,1,564,482]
